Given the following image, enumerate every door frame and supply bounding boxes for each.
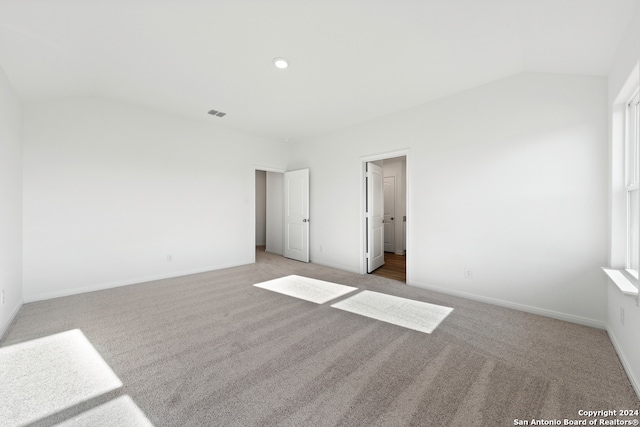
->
[360,149,411,279]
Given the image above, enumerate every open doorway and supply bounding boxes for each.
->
[256,170,267,250]
[255,167,311,263]
[362,153,408,283]
[255,169,284,255]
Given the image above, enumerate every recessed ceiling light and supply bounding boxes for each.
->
[273,57,289,69]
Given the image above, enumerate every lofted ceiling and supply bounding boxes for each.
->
[0,0,638,142]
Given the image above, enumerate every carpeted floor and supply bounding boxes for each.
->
[1,248,638,426]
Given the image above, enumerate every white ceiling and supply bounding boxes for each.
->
[1,0,638,142]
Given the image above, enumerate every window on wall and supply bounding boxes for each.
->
[626,89,640,277]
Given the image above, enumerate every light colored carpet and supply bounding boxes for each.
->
[331,290,453,334]
[0,329,122,427]
[1,248,638,426]
[54,396,153,427]
[254,274,357,304]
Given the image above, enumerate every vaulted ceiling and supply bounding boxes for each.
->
[1,0,638,142]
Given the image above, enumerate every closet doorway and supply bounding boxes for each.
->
[255,169,284,256]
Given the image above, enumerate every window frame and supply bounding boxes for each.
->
[625,89,640,279]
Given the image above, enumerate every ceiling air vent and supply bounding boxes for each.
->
[208,109,226,117]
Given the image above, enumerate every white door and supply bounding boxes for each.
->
[367,163,384,272]
[383,176,395,253]
[284,168,309,262]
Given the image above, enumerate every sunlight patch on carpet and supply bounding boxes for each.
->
[331,290,453,334]
[254,275,358,304]
[0,329,123,426]
[55,395,154,427]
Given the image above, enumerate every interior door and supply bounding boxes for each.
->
[284,168,309,262]
[383,176,395,253]
[367,162,385,272]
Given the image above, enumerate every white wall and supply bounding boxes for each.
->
[255,170,267,246]
[289,72,608,327]
[266,172,284,255]
[22,97,288,301]
[606,4,640,399]
[0,65,23,338]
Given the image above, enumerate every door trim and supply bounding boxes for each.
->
[360,149,410,280]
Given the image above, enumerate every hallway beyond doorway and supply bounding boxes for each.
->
[371,253,406,283]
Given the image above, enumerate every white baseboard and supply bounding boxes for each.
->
[407,279,606,330]
[0,300,23,341]
[607,328,640,400]
[311,259,361,275]
[24,260,253,303]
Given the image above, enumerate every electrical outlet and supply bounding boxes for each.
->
[464,268,473,279]
[167,254,173,262]
[620,307,625,326]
